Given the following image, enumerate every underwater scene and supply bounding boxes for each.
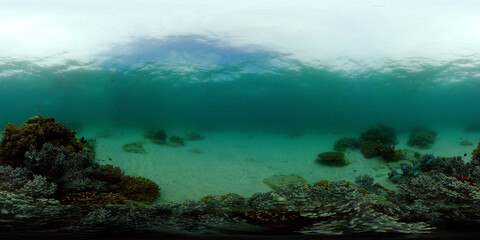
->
[1,0,480,239]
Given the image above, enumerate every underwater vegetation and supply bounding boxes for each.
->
[407,127,437,149]
[316,152,349,166]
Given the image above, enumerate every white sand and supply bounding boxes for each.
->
[81,127,479,203]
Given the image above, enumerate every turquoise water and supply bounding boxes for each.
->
[2,35,480,133]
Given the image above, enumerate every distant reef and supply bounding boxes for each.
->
[1,117,480,237]
[330,124,405,162]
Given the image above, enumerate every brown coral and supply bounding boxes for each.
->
[473,141,480,158]
[117,175,160,203]
[103,164,125,183]
[60,192,127,205]
[0,115,85,167]
[313,180,332,190]
[243,210,301,227]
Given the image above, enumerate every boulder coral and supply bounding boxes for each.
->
[360,124,397,145]
[316,152,349,166]
[407,128,437,149]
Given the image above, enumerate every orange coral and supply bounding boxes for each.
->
[313,180,332,190]
[118,175,160,203]
[0,115,84,167]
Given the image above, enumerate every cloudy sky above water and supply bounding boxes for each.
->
[1,0,480,64]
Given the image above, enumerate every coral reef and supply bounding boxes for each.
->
[473,142,480,159]
[122,141,147,154]
[168,136,184,146]
[354,174,374,191]
[263,174,307,190]
[118,175,160,202]
[0,115,85,167]
[333,137,361,152]
[313,180,332,190]
[407,128,437,149]
[360,124,397,145]
[144,130,167,144]
[360,141,403,162]
[2,116,480,237]
[316,152,349,166]
[24,143,106,187]
[60,192,127,205]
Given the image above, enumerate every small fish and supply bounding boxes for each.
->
[464,153,467,157]
[426,158,434,165]
[413,170,420,176]
[108,157,112,161]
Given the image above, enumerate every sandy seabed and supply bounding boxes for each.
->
[80,127,479,203]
